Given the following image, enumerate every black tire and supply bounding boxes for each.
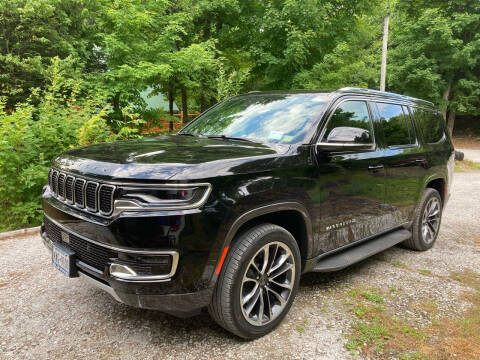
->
[403,188,443,251]
[208,223,301,339]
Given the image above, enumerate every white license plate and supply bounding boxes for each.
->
[52,244,73,276]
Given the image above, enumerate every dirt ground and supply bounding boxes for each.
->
[1,171,479,360]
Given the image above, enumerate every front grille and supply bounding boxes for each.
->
[48,169,115,216]
[44,217,117,271]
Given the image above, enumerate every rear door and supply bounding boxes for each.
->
[373,101,427,225]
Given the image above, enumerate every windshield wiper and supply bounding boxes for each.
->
[206,134,255,143]
[177,132,200,137]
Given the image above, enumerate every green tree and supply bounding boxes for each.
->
[293,13,382,90]
[0,0,101,108]
[388,0,480,133]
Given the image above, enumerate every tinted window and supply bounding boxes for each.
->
[376,103,412,146]
[183,94,329,144]
[322,101,372,144]
[411,107,445,143]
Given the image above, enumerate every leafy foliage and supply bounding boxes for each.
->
[0,0,479,230]
[0,58,144,231]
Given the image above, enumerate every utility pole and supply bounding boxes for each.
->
[380,14,389,92]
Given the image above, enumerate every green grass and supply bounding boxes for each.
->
[455,159,480,172]
[418,269,432,276]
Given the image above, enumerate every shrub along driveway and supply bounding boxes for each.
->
[1,172,479,360]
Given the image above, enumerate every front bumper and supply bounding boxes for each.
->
[41,217,213,317]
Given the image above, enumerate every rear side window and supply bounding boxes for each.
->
[321,101,373,144]
[411,107,445,143]
[376,102,414,146]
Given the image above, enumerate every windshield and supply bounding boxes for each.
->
[180,94,329,144]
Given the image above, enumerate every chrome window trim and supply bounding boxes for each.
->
[85,181,99,212]
[316,98,377,152]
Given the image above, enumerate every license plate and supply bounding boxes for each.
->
[52,243,77,277]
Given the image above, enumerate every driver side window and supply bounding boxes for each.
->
[321,101,373,144]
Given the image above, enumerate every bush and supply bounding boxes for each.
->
[0,58,147,232]
[0,60,105,231]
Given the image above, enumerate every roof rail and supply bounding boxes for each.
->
[338,87,434,106]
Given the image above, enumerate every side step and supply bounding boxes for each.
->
[312,229,411,272]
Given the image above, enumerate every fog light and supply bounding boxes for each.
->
[110,263,137,279]
[109,252,179,281]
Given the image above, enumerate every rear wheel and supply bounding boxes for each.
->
[403,188,442,251]
[208,223,301,339]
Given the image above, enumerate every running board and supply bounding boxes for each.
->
[312,229,411,272]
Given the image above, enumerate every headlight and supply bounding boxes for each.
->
[113,183,212,214]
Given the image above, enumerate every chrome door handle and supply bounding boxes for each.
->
[368,165,384,170]
[415,159,426,163]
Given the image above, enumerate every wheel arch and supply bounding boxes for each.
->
[215,202,313,277]
[423,176,446,205]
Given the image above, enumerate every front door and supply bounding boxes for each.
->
[312,99,387,255]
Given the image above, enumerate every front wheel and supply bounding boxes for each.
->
[208,223,301,339]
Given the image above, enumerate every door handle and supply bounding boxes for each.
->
[415,159,426,163]
[368,165,384,170]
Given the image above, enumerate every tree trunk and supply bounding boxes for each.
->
[200,82,207,112]
[447,111,455,136]
[181,87,188,125]
[168,89,174,131]
[442,81,452,121]
[380,15,389,92]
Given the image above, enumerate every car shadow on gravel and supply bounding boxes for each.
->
[83,244,407,344]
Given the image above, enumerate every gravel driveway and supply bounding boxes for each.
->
[1,172,479,360]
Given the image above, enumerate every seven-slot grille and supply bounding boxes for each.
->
[44,217,117,270]
[48,169,115,216]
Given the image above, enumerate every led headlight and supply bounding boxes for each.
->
[112,183,212,214]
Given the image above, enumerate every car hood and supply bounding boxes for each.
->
[53,135,288,181]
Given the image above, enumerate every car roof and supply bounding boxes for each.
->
[242,87,435,108]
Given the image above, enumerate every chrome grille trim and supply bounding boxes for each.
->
[85,181,99,212]
[65,175,75,203]
[57,173,66,199]
[51,170,58,195]
[74,178,86,207]
[99,184,115,216]
[48,169,115,217]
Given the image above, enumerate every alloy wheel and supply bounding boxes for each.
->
[422,197,441,244]
[240,242,295,326]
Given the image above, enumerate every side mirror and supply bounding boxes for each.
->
[317,126,374,151]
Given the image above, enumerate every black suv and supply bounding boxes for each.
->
[41,88,454,339]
